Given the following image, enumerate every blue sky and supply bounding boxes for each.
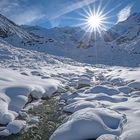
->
[1,0,140,29]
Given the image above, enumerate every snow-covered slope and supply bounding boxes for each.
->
[0,13,140,67]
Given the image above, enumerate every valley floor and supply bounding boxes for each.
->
[0,41,140,140]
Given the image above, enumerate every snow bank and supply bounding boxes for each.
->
[0,68,61,135]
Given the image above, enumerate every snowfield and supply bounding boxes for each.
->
[50,67,140,140]
[0,40,140,139]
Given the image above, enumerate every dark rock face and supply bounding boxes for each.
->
[0,28,9,38]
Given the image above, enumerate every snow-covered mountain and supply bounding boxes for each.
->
[105,13,140,43]
[0,13,140,66]
[0,14,40,41]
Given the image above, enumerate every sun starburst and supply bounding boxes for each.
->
[79,7,108,34]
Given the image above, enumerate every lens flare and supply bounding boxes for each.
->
[82,10,107,33]
[88,15,102,28]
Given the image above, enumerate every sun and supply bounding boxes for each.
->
[85,12,107,33]
[78,10,107,33]
[77,5,110,33]
[87,14,102,28]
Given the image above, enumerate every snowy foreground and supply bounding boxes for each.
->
[50,67,140,140]
[0,40,140,140]
[0,46,140,139]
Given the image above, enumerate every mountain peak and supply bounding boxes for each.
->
[125,12,140,23]
[0,13,38,40]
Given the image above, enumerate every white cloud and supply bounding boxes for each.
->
[0,0,19,13]
[0,0,45,25]
[117,4,133,22]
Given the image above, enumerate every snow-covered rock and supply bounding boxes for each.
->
[43,84,58,98]
[97,134,119,140]
[0,113,15,125]
[64,100,101,113]
[30,116,40,124]
[50,108,125,140]
[6,120,26,134]
[77,76,91,88]
[128,81,140,89]
[84,85,120,95]
[60,92,73,100]
[130,91,140,97]
[0,99,15,125]
[118,86,132,94]
[30,87,45,99]
[0,129,11,136]
[19,111,29,119]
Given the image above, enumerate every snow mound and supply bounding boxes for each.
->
[4,86,30,112]
[130,91,140,98]
[118,86,132,94]
[64,100,102,113]
[43,84,58,98]
[50,108,125,140]
[84,85,120,95]
[120,129,140,140]
[0,68,61,135]
[0,120,26,136]
[97,134,119,140]
[77,76,92,88]
[0,99,15,125]
[87,93,127,103]
[128,81,140,90]
[6,120,26,134]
